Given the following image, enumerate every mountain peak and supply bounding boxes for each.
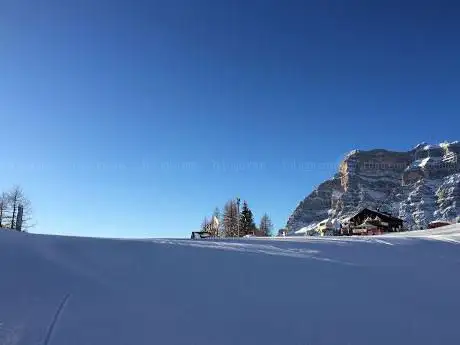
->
[287,142,460,233]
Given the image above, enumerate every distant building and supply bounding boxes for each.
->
[345,208,404,235]
[191,231,212,239]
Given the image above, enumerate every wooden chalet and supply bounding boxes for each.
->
[344,208,404,235]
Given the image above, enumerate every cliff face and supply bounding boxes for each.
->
[286,142,460,233]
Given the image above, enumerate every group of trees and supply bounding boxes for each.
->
[0,186,32,231]
[201,198,273,237]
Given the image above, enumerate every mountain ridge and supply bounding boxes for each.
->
[286,141,460,233]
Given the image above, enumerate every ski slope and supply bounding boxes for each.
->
[1,226,460,345]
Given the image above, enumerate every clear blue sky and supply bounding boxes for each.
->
[1,0,459,238]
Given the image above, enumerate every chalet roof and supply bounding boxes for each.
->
[349,208,403,223]
[429,220,451,225]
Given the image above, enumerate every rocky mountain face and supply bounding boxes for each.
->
[286,142,460,233]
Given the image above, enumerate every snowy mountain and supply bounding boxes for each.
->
[287,141,460,233]
[0,228,460,345]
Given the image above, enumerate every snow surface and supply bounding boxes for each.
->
[1,227,460,345]
[294,223,316,234]
[422,144,441,150]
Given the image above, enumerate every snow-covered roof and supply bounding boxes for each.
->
[348,208,403,222]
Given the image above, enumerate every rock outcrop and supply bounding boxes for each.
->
[286,142,460,233]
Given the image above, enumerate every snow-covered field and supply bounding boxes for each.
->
[1,226,460,345]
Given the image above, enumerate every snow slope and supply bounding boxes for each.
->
[1,227,460,345]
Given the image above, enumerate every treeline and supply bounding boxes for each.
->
[201,198,273,237]
[0,185,32,231]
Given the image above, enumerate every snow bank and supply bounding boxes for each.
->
[0,227,460,345]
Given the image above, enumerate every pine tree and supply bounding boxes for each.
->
[259,213,273,237]
[223,200,239,237]
[239,201,256,236]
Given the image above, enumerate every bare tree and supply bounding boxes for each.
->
[222,199,239,237]
[5,186,33,231]
[201,217,210,232]
[259,213,273,237]
[0,192,9,228]
[201,214,220,237]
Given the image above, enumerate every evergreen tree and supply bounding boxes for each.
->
[239,201,256,236]
[259,213,273,237]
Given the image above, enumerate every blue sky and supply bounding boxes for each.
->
[1,0,459,237]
